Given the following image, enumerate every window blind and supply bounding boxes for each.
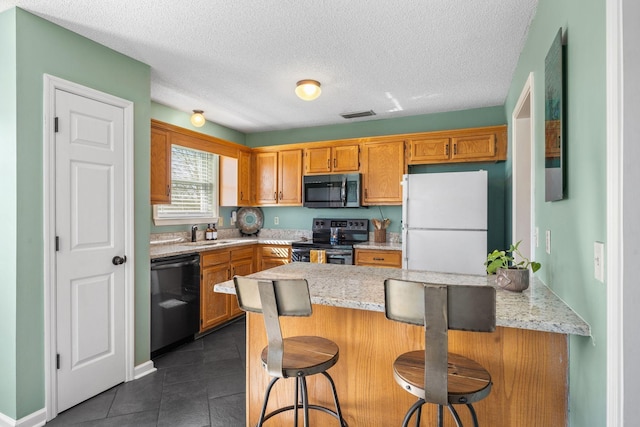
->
[156,145,218,219]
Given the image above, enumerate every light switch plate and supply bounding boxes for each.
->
[218,216,223,227]
[274,216,279,225]
[545,230,551,254]
[594,241,605,283]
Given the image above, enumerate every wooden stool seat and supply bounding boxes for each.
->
[393,351,492,405]
[384,279,496,427]
[260,336,339,377]
[234,277,347,427]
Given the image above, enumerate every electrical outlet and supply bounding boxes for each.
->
[594,241,605,282]
[218,216,223,227]
[535,227,539,248]
[274,216,279,225]
[231,210,237,225]
[545,230,551,254]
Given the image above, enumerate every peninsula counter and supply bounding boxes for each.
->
[215,263,590,426]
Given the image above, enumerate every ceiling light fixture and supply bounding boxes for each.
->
[295,80,322,101]
[190,110,205,127]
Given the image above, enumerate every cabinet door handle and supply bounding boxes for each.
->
[453,143,457,155]
[166,185,170,196]
[373,257,384,261]
[240,191,243,201]
[274,192,277,200]
[327,159,330,169]
[445,144,449,157]
[279,191,283,200]
[333,158,337,168]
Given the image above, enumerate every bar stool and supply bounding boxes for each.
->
[233,276,347,427]
[384,279,496,427]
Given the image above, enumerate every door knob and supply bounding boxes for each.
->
[112,255,127,265]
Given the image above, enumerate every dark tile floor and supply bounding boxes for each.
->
[46,317,246,427]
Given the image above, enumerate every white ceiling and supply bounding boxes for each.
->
[1,0,538,134]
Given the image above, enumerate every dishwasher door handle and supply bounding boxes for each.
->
[151,258,200,270]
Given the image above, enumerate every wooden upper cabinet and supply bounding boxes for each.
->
[407,125,507,165]
[361,139,406,205]
[277,149,303,205]
[451,133,496,161]
[237,150,252,205]
[254,149,302,206]
[407,137,451,163]
[304,144,360,174]
[221,149,253,207]
[254,151,278,204]
[150,127,171,204]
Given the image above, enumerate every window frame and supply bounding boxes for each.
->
[152,144,220,226]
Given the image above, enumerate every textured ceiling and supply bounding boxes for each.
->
[1,0,538,133]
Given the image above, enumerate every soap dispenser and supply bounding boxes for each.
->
[205,224,214,240]
[212,223,218,240]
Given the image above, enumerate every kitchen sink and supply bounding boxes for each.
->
[183,241,219,246]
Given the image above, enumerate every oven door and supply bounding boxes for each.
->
[291,246,353,265]
[292,247,311,262]
[325,249,353,265]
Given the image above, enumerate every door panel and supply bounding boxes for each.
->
[404,229,487,276]
[55,89,126,412]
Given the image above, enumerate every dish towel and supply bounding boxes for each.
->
[310,249,326,263]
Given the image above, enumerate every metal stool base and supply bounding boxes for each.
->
[256,372,347,427]
[401,398,479,427]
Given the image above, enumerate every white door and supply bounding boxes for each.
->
[54,89,126,412]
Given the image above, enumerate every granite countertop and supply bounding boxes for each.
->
[150,238,299,259]
[215,263,591,337]
[353,241,402,251]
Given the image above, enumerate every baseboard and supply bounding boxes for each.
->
[0,408,46,427]
[134,360,156,379]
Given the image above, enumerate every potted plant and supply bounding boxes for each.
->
[485,240,541,292]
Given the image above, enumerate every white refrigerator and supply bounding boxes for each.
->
[402,170,488,275]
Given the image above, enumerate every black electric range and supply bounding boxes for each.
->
[291,218,369,264]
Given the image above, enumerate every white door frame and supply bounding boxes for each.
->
[43,74,135,420]
[511,72,535,258]
[606,0,640,425]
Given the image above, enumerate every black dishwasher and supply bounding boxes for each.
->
[150,253,200,357]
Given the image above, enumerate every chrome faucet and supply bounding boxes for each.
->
[191,225,198,242]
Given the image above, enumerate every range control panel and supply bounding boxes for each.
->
[312,218,369,232]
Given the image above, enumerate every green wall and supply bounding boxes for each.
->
[246,106,507,248]
[0,8,18,420]
[246,106,506,147]
[151,102,245,145]
[150,101,247,235]
[1,8,151,419]
[153,103,506,246]
[504,1,606,425]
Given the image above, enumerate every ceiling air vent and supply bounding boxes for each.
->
[340,110,376,119]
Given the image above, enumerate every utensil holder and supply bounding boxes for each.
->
[374,229,386,243]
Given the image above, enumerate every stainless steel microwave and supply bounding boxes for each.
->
[303,174,361,208]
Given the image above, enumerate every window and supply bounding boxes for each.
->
[153,145,219,225]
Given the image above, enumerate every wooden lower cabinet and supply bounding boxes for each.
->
[229,247,254,317]
[200,246,255,331]
[258,244,291,271]
[355,249,402,268]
